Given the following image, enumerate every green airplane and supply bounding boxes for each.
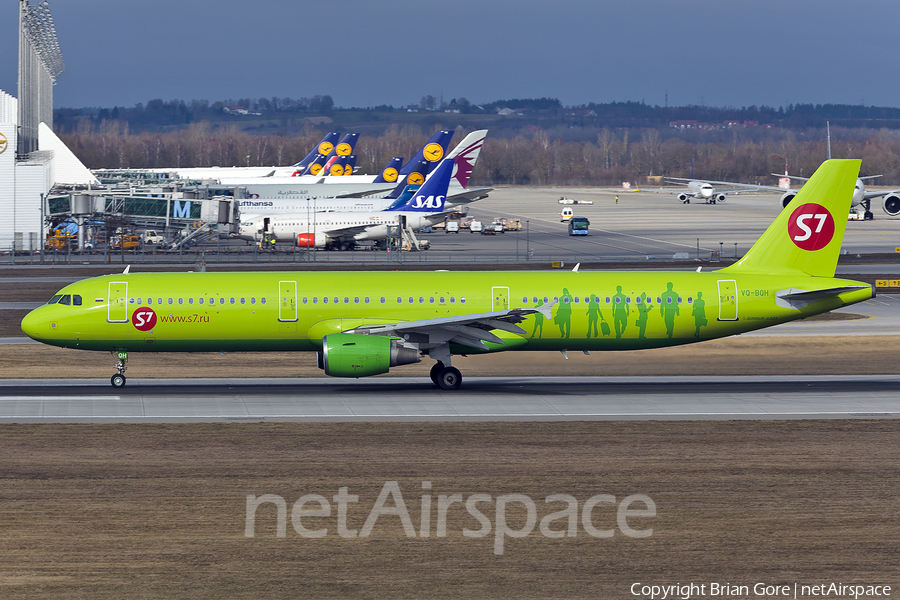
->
[21,159,874,390]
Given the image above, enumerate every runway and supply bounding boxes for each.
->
[0,375,897,423]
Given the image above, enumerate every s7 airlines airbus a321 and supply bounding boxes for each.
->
[21,160,874,390]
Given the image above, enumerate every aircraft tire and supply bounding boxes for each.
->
[436,366,462,391]
[429,362,444,385]
[111,374,126,388]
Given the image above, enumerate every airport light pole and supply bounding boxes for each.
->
[526,220,530,261]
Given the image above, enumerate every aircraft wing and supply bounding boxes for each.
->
[665,177,797,194]
[863,188,900,201]
[448,187,493,203]
[333,185,398,199]
[344,303,555,351]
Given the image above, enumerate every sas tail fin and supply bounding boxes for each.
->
[373,157,404,183]
[721,159,860,277]
[400,130,454,176]
[386,158,453,212]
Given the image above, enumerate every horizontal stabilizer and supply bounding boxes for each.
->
[775,286,870,310]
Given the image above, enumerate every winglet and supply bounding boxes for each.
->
[123,265,131,274]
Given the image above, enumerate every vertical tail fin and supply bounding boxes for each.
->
[386,158,453,212]
[384,160,428,199]
[292,132,340,168]
[444,129,488,188]
[721,159,859,277]
[399,130,454,176]
[373,157,404,183]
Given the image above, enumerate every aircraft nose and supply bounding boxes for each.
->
[20,308,45,341]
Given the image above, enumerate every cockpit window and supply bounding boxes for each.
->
[73,295,82,306]
[58,295,72,306]
[48,295,61,305]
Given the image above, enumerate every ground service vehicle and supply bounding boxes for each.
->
[143,230,164,244]
[560,207,573,221]
[445,221,460,233]
[568,216,590,235]
[469,220,483,233]
[21,160,873,392]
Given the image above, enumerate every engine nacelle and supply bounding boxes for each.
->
[715,194,726,203]
[296,232,328,248]
[320,333,420,377]
[780,192,796,208]
[883,194,900,216]
[677,193,689,202]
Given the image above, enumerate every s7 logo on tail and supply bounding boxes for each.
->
[787,203,835,251]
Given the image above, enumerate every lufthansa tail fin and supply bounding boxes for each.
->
[399,130,454,176]
[720,159,860,277]
[386,158,453,212]
[373,157,404,183]
[384,160,428,200]
[292,132,340,169]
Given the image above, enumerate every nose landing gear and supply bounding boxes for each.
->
[110,349,128,388]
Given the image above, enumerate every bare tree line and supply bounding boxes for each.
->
[60,121,900,186]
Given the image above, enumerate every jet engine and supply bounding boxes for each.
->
[677,193,689,202]
[319,333,420,377]
[296,232,328,248]
[715,194,726,203]
[780,192,797,208]
[883,194,900,216]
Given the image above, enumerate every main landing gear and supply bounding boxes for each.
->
[430,361,462,391]
[110,349,128,388]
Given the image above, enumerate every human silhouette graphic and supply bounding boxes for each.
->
[613,285,628,339]
[554,288,573,338]
[660,282,680,339]
[586,295,601,338]
[692,291,707,338]
[532,298,545,338]
[635,292,653,339]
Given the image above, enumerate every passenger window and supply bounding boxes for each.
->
[574,297,579,303]
[626,297,631,304]
[344,297,349,304]
[324,297,329,304]
[59,295,71,306]
[450,297,456,303]
[229,298,235,305]
[251,298,256,305]
[188,298,193,305]
[168,298,173,305]
[158,298,163,305]
[48,295,61,304]
[334,297,339,304]
[429,297,434,304]
[563,297,570,303]
[302,297,307,304]
[241,298,246,305]
[313,297,318,304]
[532,297,538,303]
[461,297,466,304]
[543,297,549,303]
[148,298,153,305]
[687,297,693,304]
[605,297,611,303]
[365,297,370,304]
[409,297,414,304]
[198,298,204,305]
[220,298,225,305]
[657,297,662,304]
[129,298,134,304]
[354,297,359,304]
[178,298,184,305]
[677,296,683,303]
[380,297,386,304]
[136,298,142,305]
[440,297,445,303]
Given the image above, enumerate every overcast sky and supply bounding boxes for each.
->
[2,0,899,110]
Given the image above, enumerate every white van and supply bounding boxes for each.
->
[469,220,483,233]
[560,207,574,222]
[445,221,460,233]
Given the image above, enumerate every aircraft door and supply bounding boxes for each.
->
[492,286,509,311]
[717,280,738,321]
[108,281,128,323]
[279,280,298,322]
